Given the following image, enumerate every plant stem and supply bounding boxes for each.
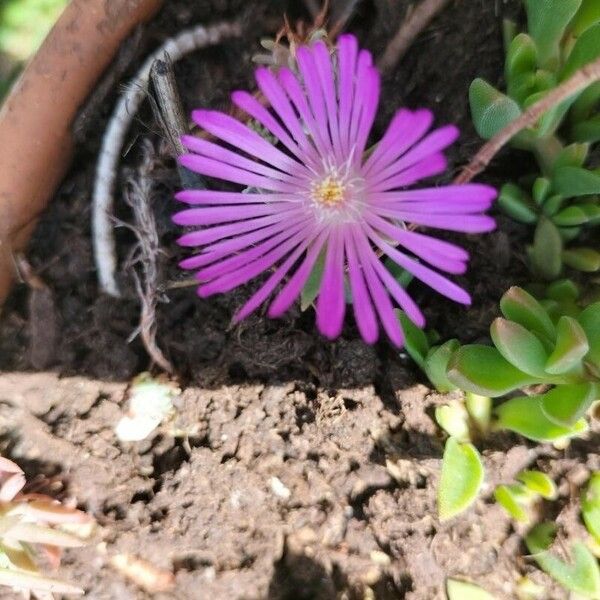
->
[455,56,600,184]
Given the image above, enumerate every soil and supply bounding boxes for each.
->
[0,1,598,599]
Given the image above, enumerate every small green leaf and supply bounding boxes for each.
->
[500,287,556,342]
[495,484,532,522]
[423,339,460,393]
[572,117,600,144]
[517,470,557,499]
[491,318,550,377]
[569,0,600,36]
[553,206,590,226]
[446,578,496,600]
[546,279,579,302]
[578,302,600,368]
[581,472,600,543]
[532,178,552,205]
[553,143,590,170]
[300,250,325,311]
[498,183,538,224]
[545,316,590,374]
[562,22,600,79]
[531,218,563,280]
[495,395,588,442]
[435,402,471,442]
[562,247,600,272]
[506,33,537,78]
[525,522,600,598]
[438,438,484,521]
[465,393,492,434]
[542,194,565,217]
[525,0,582,68]
[396,310,429,369]
[541,383,598,426]
[469,79,522,140]
[447,345,537,397]
[554,166,600,196]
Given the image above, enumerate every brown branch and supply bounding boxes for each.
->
[377,0,452,74]
[455,55,600,184]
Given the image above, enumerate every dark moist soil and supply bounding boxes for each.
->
[0,1,598,599]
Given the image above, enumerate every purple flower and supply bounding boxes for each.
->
[174,34,496,346]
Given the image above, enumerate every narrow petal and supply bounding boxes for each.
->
[175,190,296,205]
[354,226,425,328]
[192,109,305,174]
[337,34,359,152]
[369,125,460,187]
[369,153,447,192]
[352,228,404,346]
[375,209,497,233]
[349,50,375,151]
[363,108,433,175]
[345,229,379,344]
[368,228,472,305]
[268,229,328,317]
[173,204,283,227]
[370,184,497,209]
[316,228,346,339]
[353,67,380,161]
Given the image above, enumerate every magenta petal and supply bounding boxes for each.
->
[175,190,294,205]
[173,204,281,227]
[380,211,497,233]
[316,229,346,339]
[337,34,359,152]
[345,230,379,344]
[370,153,448,191]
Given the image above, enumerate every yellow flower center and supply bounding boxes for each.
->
[312,176,345,206]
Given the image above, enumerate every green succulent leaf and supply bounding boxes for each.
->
[579,303,600,368]
[562,248,600,272]
[553,206,591,226]
[517,470,558,499]
[500,287,556,342]
[438,438,484,522]
[469,78,522,140]
[423,339,460,393]
[545,316,590,374]
[553,143,590,170]
[494,484,532,522]
[491,318,550,377]
[525,0,582,68]
[546,279,580,303]
[554,166,600,196]
[541,383,598,426]
[581,473,600,543]
[396,310,429,369]
[498,183,538,223]
[542,194,566,217]
[446,578,496,600]
[495,395,589,442]
[447,345,537,397]
[532,177,552,205]
[531,218,563,280]
[569,0,600,36]
[572,116,600,143]
[506,33,537,81]
[562,22,600,80]
[525,522,600,598]
[465,393,492,434]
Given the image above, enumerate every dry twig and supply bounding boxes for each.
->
[377,0,452,74]
[455,55,600,184]
[93,21,241,297]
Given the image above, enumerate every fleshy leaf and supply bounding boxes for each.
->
[446,578,496,600]
[465,393,492,434]
[546,279,579,302]
[469,78,522,140]
[553,206,591,226]
[545,316,590,374]
[573,117,600,143]
[525,522,600,598]
[553,143,590,170]
[500,287,555,342]
[498,183,538,224]
[582,473,600,543]
[438,438,484,521]
[525,0,582,68]
[578,303,600,368]
[300,249,325,311]
[494,484,532,522]
[562,22,600,79]
[506,33,537,79]
[423,340,460,393]
[562,247,600,272]
[517,470,557,499]
[541,383,598,426]
[495,394,588,442]
[531,218,563,280]
[396,310,429,369]
[435,402,471,442]
[569,0,600,36]
[491,318,550,377]
[447,345,536,397]
[553,166,600,197]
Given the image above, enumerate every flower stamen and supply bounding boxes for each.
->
[312,175,345,206]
